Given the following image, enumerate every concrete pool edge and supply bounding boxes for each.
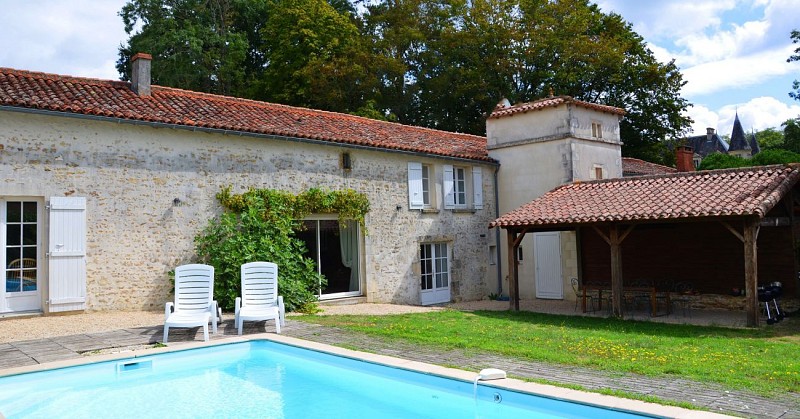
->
[0,333,734,419]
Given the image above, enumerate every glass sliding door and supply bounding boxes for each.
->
[296,218,361,299]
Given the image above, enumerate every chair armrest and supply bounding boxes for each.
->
[278,296,285,326]
[212,300,222,322]
[165,302,174,320]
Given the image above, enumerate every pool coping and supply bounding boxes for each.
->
[0,332,735,419]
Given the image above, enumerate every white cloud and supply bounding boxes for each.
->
[673,19,770,67]
[681,44,800,97]
[596,0,737,40]
[686,103,721,134]
[687,96,800,136]
[0,1,127,79]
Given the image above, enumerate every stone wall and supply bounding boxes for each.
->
[0,111,497,311]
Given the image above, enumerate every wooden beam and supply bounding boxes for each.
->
[721,221,744,243]
[592,225,611,245]
[618,224,636,243]
[507,230,521,311]
[744,220,760,327]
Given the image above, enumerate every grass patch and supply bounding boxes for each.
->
[298,309,800,396]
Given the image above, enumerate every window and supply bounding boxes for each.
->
[517,246,524,264]
[443,165,483,210]
[407,162,432,210]
[420,243,449,291]
[453,167,467,207]
[591,121,603,139]
[595,167,604,180]
[421,165,431,207]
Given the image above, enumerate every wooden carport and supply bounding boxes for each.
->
[490,164,800,327]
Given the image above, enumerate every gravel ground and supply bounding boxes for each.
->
[0,303,470,344]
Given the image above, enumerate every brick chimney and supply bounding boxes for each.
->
[706,127,715,141]
[675,146,695,172]
[131,52,152,97]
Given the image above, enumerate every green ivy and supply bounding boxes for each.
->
[195,187,370,313]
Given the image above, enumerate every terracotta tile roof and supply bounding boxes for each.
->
[488,95,625,120]
[622,157,677,176]
[0,68,493,162]
[490,164,800,228]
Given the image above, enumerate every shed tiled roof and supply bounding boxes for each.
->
[488,96,625,120]
[621,157,677,176]
[490,164,800,228]
[0,68,493,162]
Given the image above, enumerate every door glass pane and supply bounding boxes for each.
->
[319,220,357,295]
[6,248,21,267]
[6,225,20,246]
[22,247,37,260]
[6,202,20,223]
[22,224,37,245]
[22,202,37,222]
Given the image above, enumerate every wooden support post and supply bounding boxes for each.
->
[507,230,520,311]
[609,225,624,318]
[744,220,760,327]
[722,219,761,327]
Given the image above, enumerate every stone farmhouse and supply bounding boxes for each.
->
[0,53,628,315]
[2,54,795,325]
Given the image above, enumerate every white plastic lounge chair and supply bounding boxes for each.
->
[163,264,218,343]
[235,262,284,335]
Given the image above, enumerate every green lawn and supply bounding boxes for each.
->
[298,309,800,396]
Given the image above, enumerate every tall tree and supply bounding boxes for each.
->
[117,0,250,96]
[755,127,784,150]
[789,29,800,101]
[362,0,691,162]
[117,0,377,112]
[783,118,800,153]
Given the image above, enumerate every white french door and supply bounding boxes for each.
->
[2,199,42,313]
[420,243,450,305]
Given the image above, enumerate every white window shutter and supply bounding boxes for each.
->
[472,166,483,209]
[48,197,87,312]
[408,162,424,210]
[443,165,455,209]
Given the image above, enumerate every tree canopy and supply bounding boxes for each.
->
[118,0,692,162]
[789,29,800,101]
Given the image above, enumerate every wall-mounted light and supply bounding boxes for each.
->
[396,204,402,211]
[173,198,182,206]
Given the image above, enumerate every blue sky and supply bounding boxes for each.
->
[598,0,800,136]
[1,0,799,137]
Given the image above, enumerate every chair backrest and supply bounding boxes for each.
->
[570,277,580,296]
[174,264,214,313]
[241,262,279,308]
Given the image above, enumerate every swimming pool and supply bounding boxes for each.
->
[0,340,662,418]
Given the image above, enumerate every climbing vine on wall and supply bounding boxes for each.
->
[195,187,370,313]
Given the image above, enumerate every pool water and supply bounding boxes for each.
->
[0,341,656,419]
